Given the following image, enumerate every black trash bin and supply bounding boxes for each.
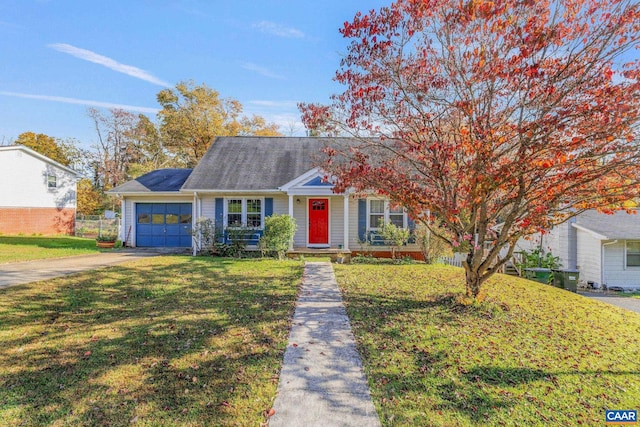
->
[524,267,552,284]
[552,269,579,292]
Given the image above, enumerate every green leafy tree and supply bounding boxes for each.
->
[76,178,105,216]
[157,80,281,167]
[16,132,70,166]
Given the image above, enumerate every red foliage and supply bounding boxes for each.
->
[300,0,640,298]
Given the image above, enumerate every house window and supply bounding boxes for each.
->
[227,199,243,227]
[226,198,263,228]
[246,199,262,227]
[367,199,407,230]
[47,175,57,188]
[627,241,640,267]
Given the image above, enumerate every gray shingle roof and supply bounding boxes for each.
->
[573,209,640,240]
[181,136,349,191]
[109,169,193,193]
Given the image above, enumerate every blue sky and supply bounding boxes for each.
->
[0,0,388,147]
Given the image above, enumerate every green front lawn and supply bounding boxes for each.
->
[335,264,640,426]
[0,256,303,426]
[0,236,102,263]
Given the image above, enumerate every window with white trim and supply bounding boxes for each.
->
[226,198,263,228]
[47,174,57,188]
[367,199,407,230]
[626,241,640,267]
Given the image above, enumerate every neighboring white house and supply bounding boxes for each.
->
[0,145,81,235]
[522,210,640,291]
[108,137,420,258]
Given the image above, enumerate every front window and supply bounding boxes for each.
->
[627,241,640,267]
[369,200,385,229]
[47,175,57,188]
[227,199,243,227]
[226,198,263,228]
[367,199,407,230]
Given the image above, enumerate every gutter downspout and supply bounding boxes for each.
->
[601,240,618,287]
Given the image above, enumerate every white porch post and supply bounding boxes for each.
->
[192,192,198,256]
[288,194,294,250]
[119,196,125,243]
[343,194,349,251]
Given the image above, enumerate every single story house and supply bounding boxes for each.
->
[520,210,640,290]
[0,145,80,235]
[109,137,420,257]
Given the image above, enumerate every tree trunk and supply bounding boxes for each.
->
[463,250,489,302]
[464,270,483,301]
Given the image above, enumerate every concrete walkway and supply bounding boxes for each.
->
[0,250,160,289]
[270,262,381,427]
[580,292,640,314]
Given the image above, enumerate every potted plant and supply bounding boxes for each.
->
[96,233,118,248]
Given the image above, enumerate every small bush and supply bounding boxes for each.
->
[261,215,297,260]
[191,217,217,254]
[378,220,411,259]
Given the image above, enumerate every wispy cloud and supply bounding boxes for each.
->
[0,20,25,31]
[241,62,285,80]
[0,91,159,114]
[48,43,170,87]
[248,100,299,109]
[253,21,304,38]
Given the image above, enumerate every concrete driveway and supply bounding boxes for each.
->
[580,292,640,314]
[0,250,161,290]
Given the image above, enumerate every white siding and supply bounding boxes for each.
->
[330,197,344,248]
[272,195,289,215]
[348,198,361,250]
[0,148,77,208]
[292,198,307,247]
[200,196,215,220]
[602,240,640,290]
[575,229,602,286]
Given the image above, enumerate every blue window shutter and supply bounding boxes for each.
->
[215,198,224,241]
[358,199,367,241]
[215,198,224,224]
[407,215,416,244]
[265,198,273,217]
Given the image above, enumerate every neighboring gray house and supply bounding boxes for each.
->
[523,210,640,290]
[109,137,419,257]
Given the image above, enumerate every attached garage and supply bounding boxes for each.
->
[136,203,192,247]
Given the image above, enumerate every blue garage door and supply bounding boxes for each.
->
[136,203,192,247]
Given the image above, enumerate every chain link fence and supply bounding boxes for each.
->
[75,216,120,238]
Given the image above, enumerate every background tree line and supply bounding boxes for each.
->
[5,80,281,215]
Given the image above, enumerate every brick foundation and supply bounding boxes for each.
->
[351,250,425,261]
[0,207,76,235]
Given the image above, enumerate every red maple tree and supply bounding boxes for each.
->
[300,0,640,300]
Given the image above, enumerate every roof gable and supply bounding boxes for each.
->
[0,145,81,177]
[572,210,640,240]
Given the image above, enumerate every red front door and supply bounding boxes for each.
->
[308,198,329,245]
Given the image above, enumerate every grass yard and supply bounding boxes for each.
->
[0,256,303,426]
[0,236,102,263]
[334,264,640,426]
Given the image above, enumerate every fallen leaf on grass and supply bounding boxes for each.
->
[265,408,276,418]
